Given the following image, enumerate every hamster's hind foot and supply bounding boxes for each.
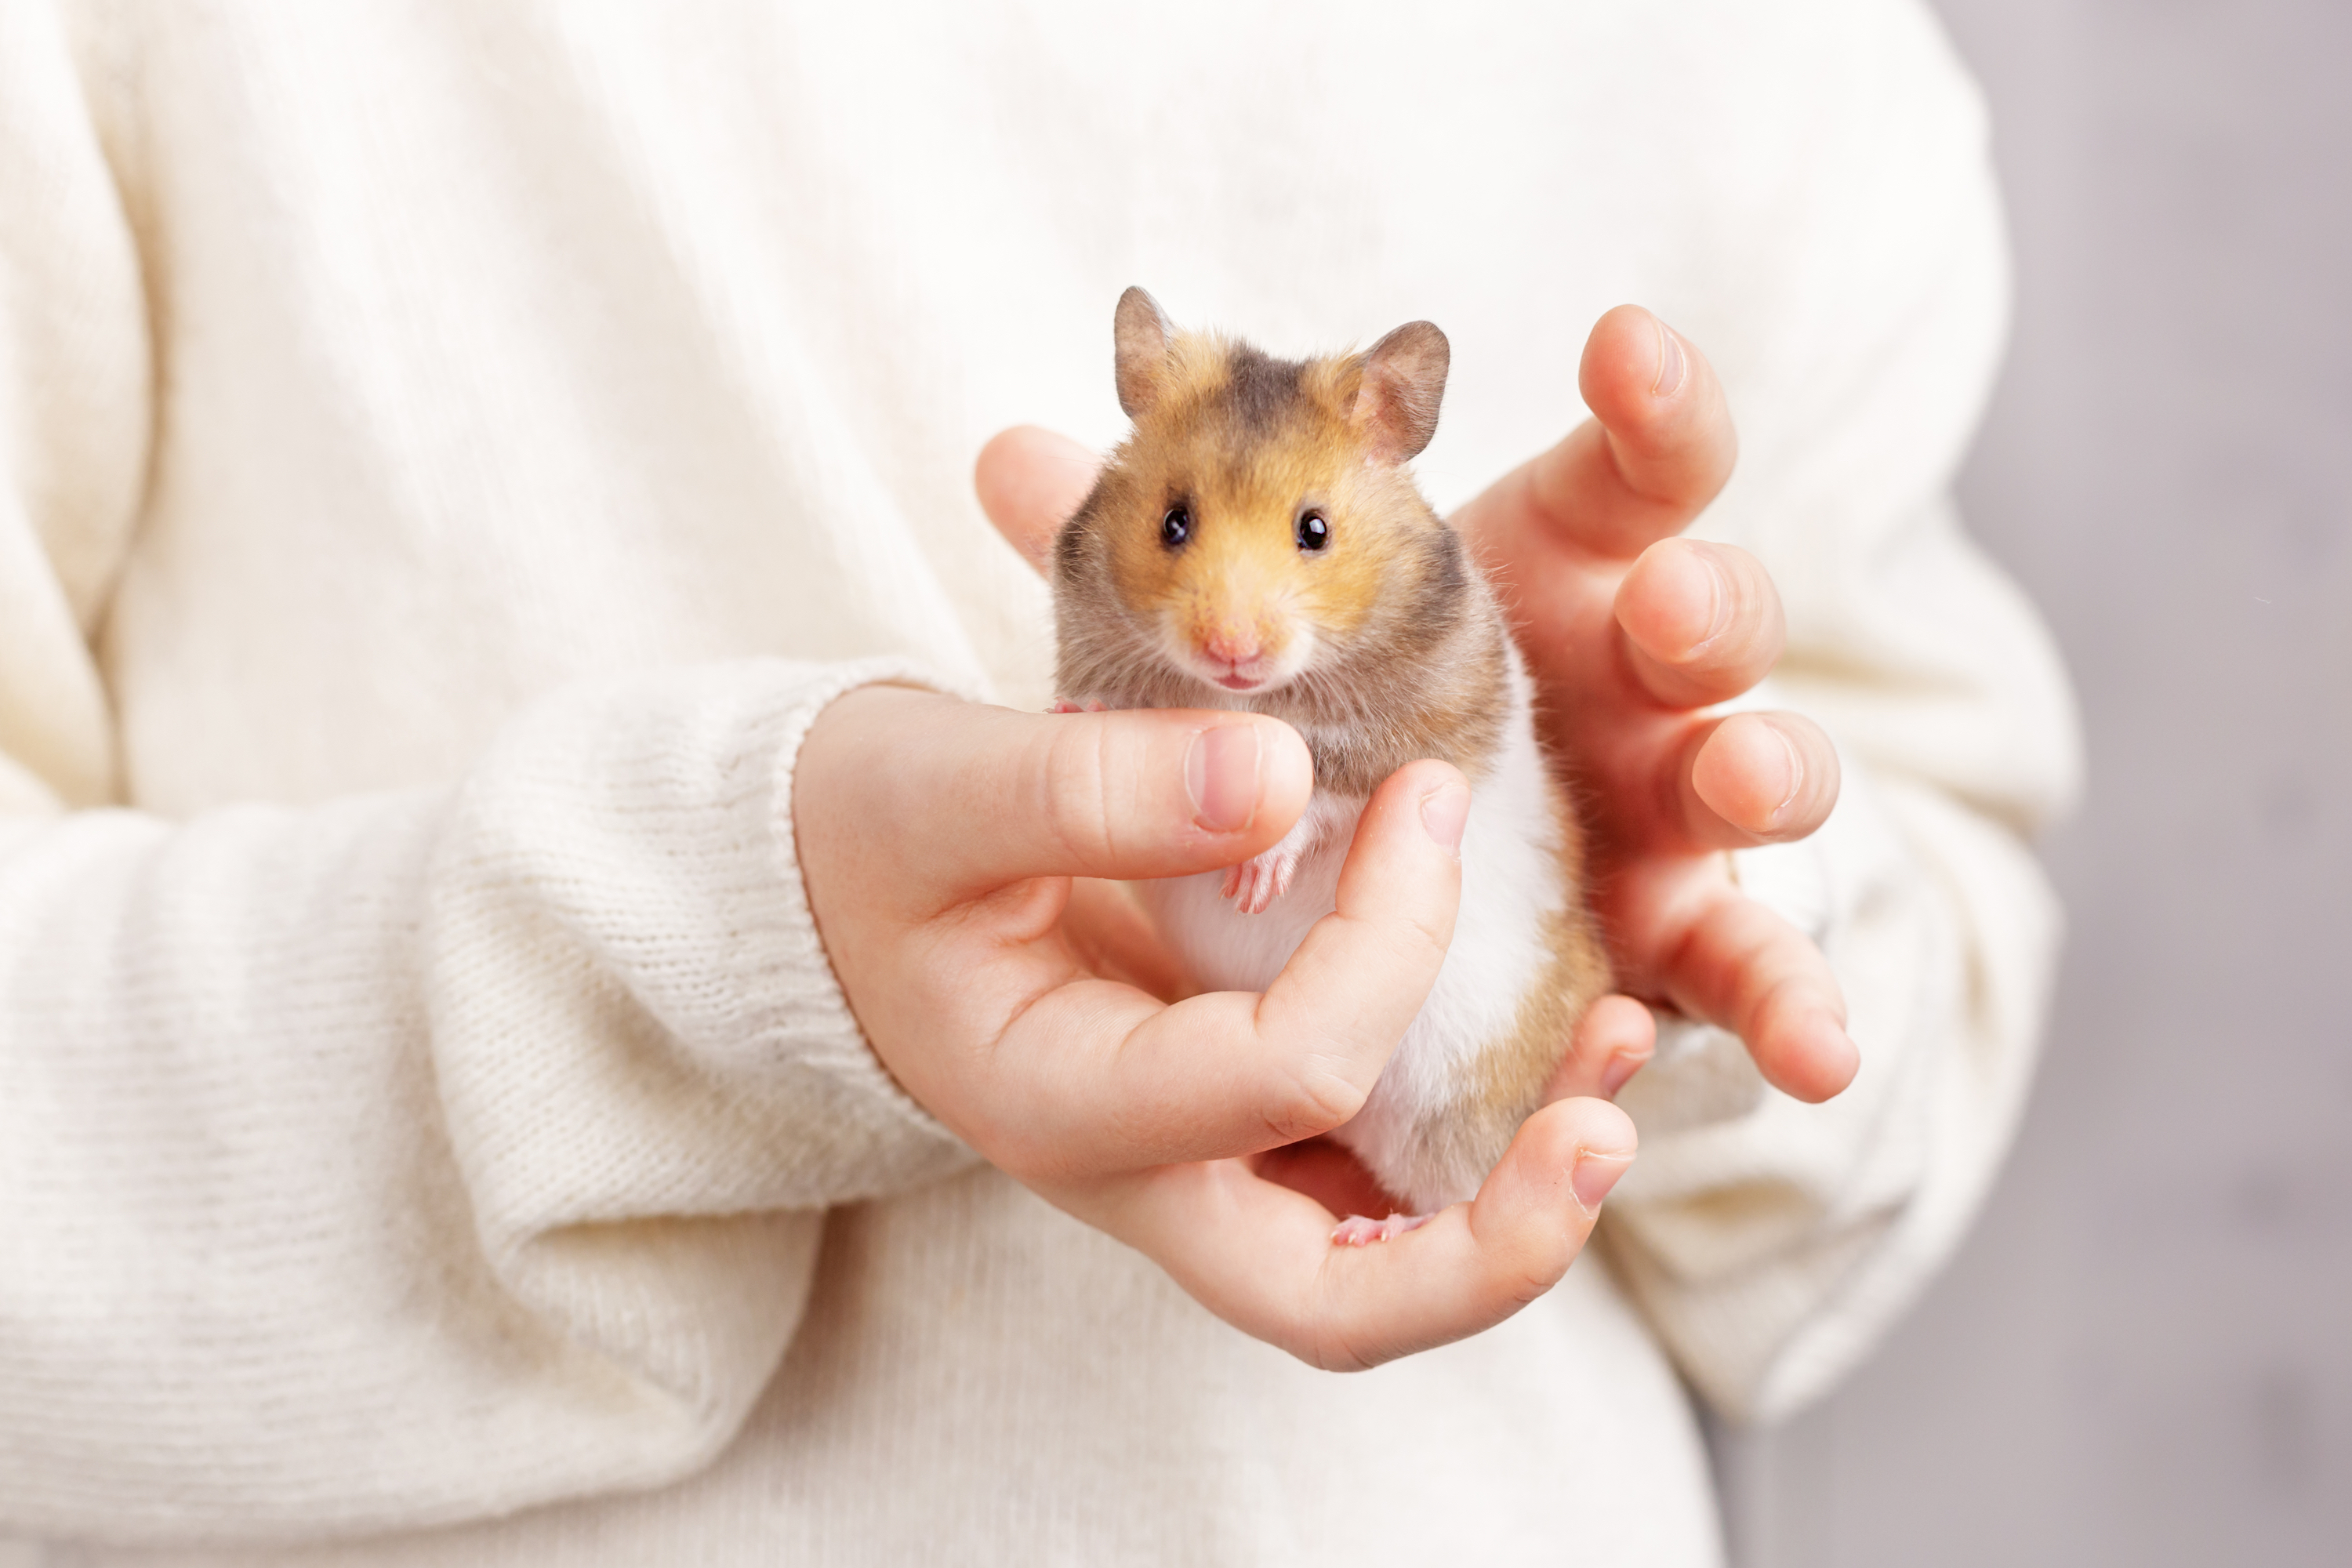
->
[1330,1211,1433,1247]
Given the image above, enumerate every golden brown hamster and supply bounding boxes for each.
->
[1051,287,1611,1233]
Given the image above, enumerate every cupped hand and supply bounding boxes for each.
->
[794,688,1639,1370]
[974,303,1856,1112]
[1452,304,1855,1100]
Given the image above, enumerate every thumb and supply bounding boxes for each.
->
[798,687,1314,912]
[975,425,1101,573]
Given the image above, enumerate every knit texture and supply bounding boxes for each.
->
[1,0,2077,1560]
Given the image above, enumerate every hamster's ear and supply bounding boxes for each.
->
[1115,287,1174,418]
[1348,321,1450,463]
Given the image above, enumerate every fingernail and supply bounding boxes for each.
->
[1767,722,1804,824]
[1599,1051,1644,1098]
[1571,1147,1632,1214]
[1186,724,1261,833]
[1418,782,1470,857]
[1692,546,1732,651]
[1651,317,1687,400]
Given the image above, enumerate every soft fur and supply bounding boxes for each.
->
[1051,291,1611,1212]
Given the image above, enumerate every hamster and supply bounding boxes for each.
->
[1050,286,1612,1237]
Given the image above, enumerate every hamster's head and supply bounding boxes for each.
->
[1054,287,1457,702]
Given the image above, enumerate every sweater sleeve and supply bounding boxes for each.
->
[1592,2,2084,1425]
[0,6,970,1540]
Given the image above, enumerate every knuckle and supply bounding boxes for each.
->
[1500,1248,1570,1309]
[1262,1053,1372,1145]
[1032,721,1120,869]
[1398,907,1455,972]
[1662,725,1711,835]
[1486,1227,1576,1310]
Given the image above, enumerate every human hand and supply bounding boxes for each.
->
[973,303,1855,1114]
[1450,305,1856,1101]
[794,688,1639,1370]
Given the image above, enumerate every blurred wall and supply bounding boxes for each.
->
[1719,2,2352,1563]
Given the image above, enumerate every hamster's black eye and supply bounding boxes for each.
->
[1296,510,1331,552]
[1160,505,1191,548]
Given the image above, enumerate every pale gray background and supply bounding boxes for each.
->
[1717,1,2352,1563]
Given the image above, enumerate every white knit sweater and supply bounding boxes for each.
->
[0,2,2078,1562]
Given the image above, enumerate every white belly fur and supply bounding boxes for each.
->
[1138,659,1564,1209]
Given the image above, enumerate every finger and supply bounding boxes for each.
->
[1614,539,1787,709]
[1247,760,1468,1089]
[1649,881,1857,1101]
[975,424,1101,572]
[1072,1096,1635,1370]
[797,685,1312,911]
[992,760,1468,1174]
[1461,305,1736,568]
[1541,993,1658,1103]
[1674,712,1842,848]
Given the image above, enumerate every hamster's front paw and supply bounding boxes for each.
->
[1221,843,1305,914]
[1214,804,1345,912]
[1219,811,1320,914]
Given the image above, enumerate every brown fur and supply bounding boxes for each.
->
[1054,293,1614,1207]
[1055,318,1510,794]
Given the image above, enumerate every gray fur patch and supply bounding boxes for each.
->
[1221,347,1306,440]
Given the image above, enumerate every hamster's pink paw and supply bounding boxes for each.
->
[1047,699,1112,714]
[1221,844,1301,915]
[1330,1212,1433,1247]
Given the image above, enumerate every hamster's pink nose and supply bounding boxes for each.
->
[1200,626,1262,666]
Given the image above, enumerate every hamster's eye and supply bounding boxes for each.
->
[1160,505,1191,548]
[1296,510,1331,552]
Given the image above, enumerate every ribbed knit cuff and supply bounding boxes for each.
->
[703,655,975,1152]
[426,658,984,1272]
